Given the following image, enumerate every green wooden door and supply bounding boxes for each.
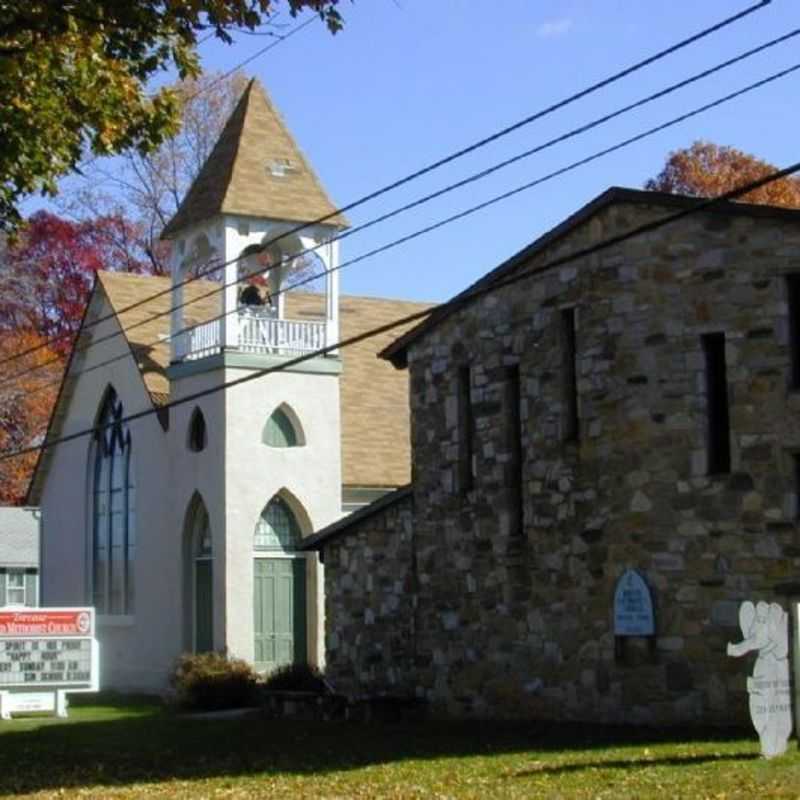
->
[254,558,306,671]
[195,559,213,653]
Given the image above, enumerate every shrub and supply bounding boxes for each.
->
[171,652,259,711]
[262,662,329,693]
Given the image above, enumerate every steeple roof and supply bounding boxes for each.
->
[161,79,348,238]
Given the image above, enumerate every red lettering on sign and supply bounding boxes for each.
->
[0,610,93,638]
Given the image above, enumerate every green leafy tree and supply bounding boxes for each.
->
[0,1,343,233]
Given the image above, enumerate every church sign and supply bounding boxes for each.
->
[613,569,655,636]
[0,608,99,719]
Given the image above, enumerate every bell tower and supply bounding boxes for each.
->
[161,78,348,365]
[160,79,348,670]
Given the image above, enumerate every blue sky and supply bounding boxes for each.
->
[50,1,800,303]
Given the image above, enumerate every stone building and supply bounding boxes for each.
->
[29,79,428,690]
[304,187,800,725]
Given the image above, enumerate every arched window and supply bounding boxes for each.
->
[186,495,213,653]
[263,405,303,448]
[254,496,302,551]
[187,407,207,452]
[92,388,135,615]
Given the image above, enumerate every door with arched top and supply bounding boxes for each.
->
[253,496,307,671]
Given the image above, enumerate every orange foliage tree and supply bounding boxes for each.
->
[0,331,60,504]
[645,141,800,208]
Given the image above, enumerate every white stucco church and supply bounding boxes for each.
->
[29,80,428,691]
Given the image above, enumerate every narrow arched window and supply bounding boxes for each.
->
[263,405,303,448]
[92,388,135,615]
[187,496,213,653]
[188,407,207,452]
[254,496,301,551]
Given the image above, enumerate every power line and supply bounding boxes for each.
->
[7,159,799,465]
[18,60,800,400]
[185,15,319,102]
[6,30,796,391]
[0,0,771,371]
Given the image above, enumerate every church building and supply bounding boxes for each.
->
[306,187,800,726]
[28,80,429,691]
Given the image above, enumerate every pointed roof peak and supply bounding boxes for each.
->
[161,77,347,239]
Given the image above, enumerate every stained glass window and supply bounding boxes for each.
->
[92,388,135,615]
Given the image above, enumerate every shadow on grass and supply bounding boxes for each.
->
[510,750,759,779]
[0,704,762,796]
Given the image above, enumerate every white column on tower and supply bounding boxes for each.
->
[325,237,340,352]
[220,220,241,351]
[171,240,186,362]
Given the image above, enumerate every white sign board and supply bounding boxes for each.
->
[727,601,792,758]
[613,569,655,636]
[0,608,98,719]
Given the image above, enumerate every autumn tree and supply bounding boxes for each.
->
[646,141,800,208]
[64,71,250,273]
[0,211,149,354]
[0,331,60,504]
[0,1,343,232]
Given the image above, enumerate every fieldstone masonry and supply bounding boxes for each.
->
[317,189,800,725]
[321,491,416,696]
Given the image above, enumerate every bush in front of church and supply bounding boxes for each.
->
[171,651,259,711]
[262,662,330,694]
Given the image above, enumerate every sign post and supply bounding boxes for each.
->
[0,608,98,719]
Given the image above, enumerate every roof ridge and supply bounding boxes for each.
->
[218,78,257,216]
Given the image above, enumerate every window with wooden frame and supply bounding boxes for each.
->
[505,364,524,536]
[702,332,731,475]
[787,275,800,388]
[561,308,579,442]
[458,366,476,493]
[92,388,136,615]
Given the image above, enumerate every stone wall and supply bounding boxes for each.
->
[323,194,800,725]
[322,492,416,696]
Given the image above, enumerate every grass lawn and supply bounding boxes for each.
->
[1,699,800,798]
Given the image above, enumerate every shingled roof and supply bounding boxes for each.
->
[97,272,430,488]
[161,79,348,238]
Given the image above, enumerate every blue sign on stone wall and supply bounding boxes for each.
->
[613,569,655,636]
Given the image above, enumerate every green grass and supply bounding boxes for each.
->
[1,700,799,798]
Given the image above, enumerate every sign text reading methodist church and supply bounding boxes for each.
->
[0,610,97,694]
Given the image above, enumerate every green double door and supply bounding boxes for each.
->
[253,558,307,671]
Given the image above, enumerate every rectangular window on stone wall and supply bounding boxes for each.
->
[702,332,731,474]
[561,308,579,442]
[505,364,524,536]
[787,275,800,388]
[458,366,476,493]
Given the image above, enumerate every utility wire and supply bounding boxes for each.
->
[17,61,800,400]
[7,159,799,465]
[0,0,771,371]
[6,30,796,391]
[185,15,319,102]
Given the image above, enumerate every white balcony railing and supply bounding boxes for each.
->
[176,311,328,361]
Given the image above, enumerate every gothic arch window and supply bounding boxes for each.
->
[254,495,303,552]
[184,494,213,653]
[263,404,304,448]
[187,407,207,452]
[92,387,135,615]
